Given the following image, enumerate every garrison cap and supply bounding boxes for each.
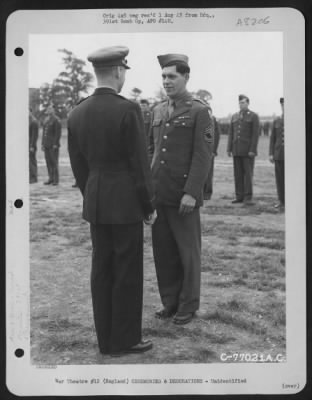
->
[157,53,189,68]
[238,94,249,102]
[87,46,130,69]
[280,97,284,104]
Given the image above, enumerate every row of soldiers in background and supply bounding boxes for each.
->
[140,95,284,210]
[29,105,62,185]
[29,95,284,209]
[141,99,272,137]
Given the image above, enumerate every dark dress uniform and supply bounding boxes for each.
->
[29,114,39,183]
[203,116,221,200]
[42,114,61,184]
[227,109,260,202]
[269,115,284,206]
[149,92,212,315]
[68,87,154,354]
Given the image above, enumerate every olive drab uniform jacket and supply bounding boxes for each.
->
[269,116,284,160]
[68,87,154,225]
[227,109,260,156]
[148,93,213,207]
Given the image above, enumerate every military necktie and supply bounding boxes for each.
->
[168,100,175,118]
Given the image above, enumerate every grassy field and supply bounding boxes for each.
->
[30,131,285,365]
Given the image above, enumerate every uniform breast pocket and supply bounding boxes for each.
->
[152,119,162,142]
[243,117,253,126]
[173,119,194,129]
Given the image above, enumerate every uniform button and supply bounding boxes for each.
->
[183,174,187,178]
[162,148,166,152]
[163,135,168,139]
[238,136,240,138]
[160,160,165,164]
[166,123,170,127]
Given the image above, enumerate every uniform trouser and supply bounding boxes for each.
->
[274,160,285,205]
[152,206,201,314]
[29,151,37,182]
[203,156,215,199]
[44,147,59,183]
[233,156,255,201]
[90,222,143,353]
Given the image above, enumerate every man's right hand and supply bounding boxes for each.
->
[227,151,232,157]
[269,155,274,163]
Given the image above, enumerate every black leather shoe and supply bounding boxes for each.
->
[110,340,153,357]
[155,307,177,319]
[173,312,195,325]
[44,181,52,185]
[231,199,243,204]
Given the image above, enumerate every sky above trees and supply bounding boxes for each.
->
[29,32,283,117]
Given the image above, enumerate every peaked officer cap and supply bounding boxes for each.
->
[157,53,189,68]
[238,94,249,102]
[87,46,130,69]
[280,97,284,104]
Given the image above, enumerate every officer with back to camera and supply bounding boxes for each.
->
[68,46,156,356]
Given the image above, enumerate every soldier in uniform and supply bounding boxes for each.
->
[203,106,221,200]
[29,109,39,183]
[140,99,152,138]
[263,120,270,137]
[68,46,155,356]
[149,53,213,325]
[42,104,62,185]
[227,94,260,205]
[269,98,284,210]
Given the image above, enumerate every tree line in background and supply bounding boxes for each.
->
[29,49,274,137]
[29,49,213,124]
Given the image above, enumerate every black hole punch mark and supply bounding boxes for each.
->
[15,348,24,358]
[14,199,23,208]
[14,47,24,56]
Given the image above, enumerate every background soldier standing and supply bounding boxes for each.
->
[227,94,260,205]
[263,120,270,137]
[68,46,155,356]
[140,99,152,138]
[149,53,212,325]
[269,97,285,210]
[42,104,62,185]
[203,106,221,200]
[29,109,39,183]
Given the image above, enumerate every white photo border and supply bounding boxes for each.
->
[6,7,306,396]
